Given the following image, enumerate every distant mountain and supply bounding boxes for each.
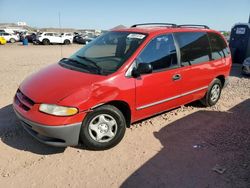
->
[0,23,36,31]
[39,27,78,32]
[0,22,124,33]
[110,25,127,30]
[0,23,17,27]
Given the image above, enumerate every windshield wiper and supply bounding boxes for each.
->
[76,55,102,74]
[61,58,84,65]
[60,58,91,72]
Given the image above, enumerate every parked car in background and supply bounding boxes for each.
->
[36,32,73,45]
[26,32,37,43]
[13,23,232,150]
[75,35,95,44]
[0,32,19,43]
[18,32,26,42]
[61,33,73,38]
[73,34,82,43]
[0,37,7,44]
[0,28,27,35]
[73,32,80,42]
[242,57,250,75]
[74,34,97,44]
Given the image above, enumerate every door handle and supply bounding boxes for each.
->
[172,74,181,81]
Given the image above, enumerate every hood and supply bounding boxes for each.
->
[19,63,105,104]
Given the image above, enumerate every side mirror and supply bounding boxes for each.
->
[132,63,152,77]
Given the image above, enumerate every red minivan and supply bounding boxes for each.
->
[13,23,232,150]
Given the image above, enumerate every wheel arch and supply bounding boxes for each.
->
[216,75,225,87]
[42,38,50,42]
[92,100,131,128]
[9,38,16,42]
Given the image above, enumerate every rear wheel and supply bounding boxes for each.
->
[42,39,50,45]
[9,38,16,43]
[80,105,126,150]
[201,78,222,107]
[64,39,70,45]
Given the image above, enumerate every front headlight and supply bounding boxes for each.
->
[39,104,78,116]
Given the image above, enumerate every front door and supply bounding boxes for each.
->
[134,34,183,120]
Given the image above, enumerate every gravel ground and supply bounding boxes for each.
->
[0,43,249,188]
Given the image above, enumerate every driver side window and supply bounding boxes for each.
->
[137,34,178,71]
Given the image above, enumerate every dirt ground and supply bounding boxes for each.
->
[0,43,249,188]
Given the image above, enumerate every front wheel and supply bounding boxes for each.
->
[80,105,126,150]
[201,78,222,107]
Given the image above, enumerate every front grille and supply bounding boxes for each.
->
[15,89,35,111]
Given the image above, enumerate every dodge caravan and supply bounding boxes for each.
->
[13,23,232,150]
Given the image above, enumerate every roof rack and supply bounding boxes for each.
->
[131,23,177,28]
[178,24,210,29]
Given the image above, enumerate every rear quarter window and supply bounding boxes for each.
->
[174,32,210,66]
[208,32,230,60]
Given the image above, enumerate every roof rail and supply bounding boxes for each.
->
[131,23,177,28]
[178,24,210,29]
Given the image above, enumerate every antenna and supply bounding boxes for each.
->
[58,12,63,58]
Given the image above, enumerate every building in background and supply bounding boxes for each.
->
[17,22,27,26]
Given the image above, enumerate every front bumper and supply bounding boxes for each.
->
[14,108,82,147]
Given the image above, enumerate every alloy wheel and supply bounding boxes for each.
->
[210,84,220,102]
[88,114,118,143]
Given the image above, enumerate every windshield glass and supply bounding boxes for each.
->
[60,31,147,75]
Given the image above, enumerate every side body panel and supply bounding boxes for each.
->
[133,69,183,121]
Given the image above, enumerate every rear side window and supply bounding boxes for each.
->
[174,32,210,65]
[137,34,178,71]
[208,32,230,60]
[45,33,53,36]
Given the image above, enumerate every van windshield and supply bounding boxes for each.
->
[60,31,147,75]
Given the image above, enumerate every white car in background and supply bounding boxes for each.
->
[61,33,73,38]
[0,32,19,43]
[36,32,73,45]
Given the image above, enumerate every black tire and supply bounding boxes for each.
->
[201,78,222,107]
[64,39,70,45]
[42,39,50,45]
[9,38,15,43]
[80,105,126,150]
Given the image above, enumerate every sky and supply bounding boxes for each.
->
[0,0,249,31]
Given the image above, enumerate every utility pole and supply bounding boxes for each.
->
[58,12,63,58]
[248,13,250,23]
